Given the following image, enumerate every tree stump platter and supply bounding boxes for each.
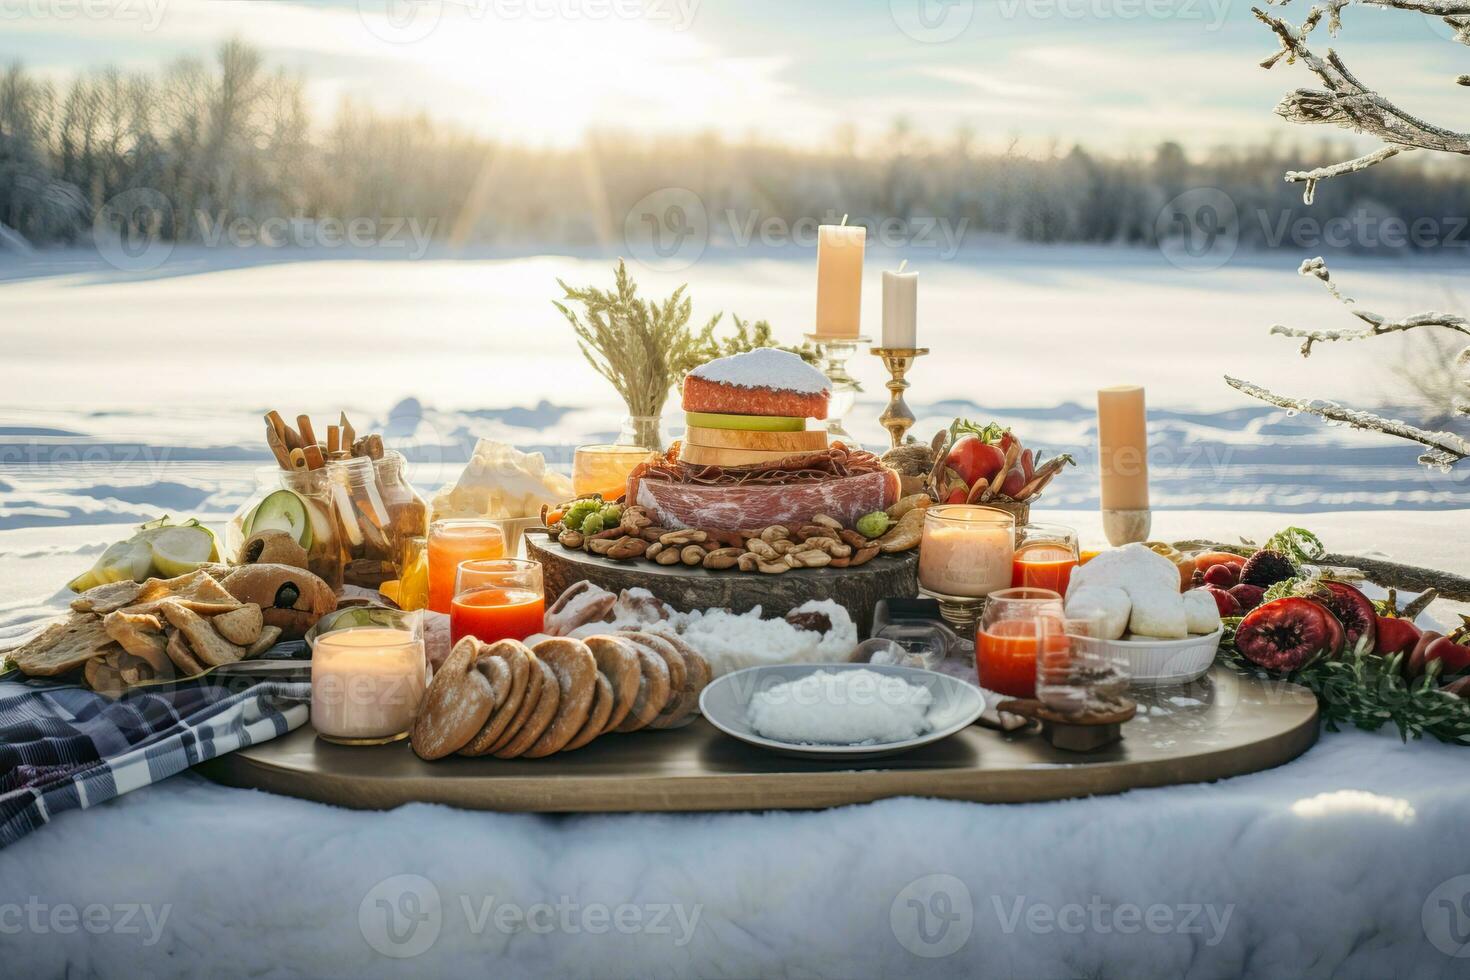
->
[526,535,919,634]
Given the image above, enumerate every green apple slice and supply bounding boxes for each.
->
[244,489,314,549]
[684,411,805,433]
[149,525,217,578]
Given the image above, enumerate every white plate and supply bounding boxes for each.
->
[699,663,986,761]
[1099,629,1223,688]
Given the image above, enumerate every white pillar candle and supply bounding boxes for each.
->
[311,627,426,743]
[815,223,865,338]
[882,266,919,348]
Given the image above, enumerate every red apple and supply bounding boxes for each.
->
[1423,635,1470,679]
[1373,616,1422,657]
[947,436,1006,488]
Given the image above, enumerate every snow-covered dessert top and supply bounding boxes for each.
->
[688,347,831,394]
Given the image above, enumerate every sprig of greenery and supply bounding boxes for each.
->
[673,315,818,380]
[1219,639,1470,744]
[1263,526,1327,563]
[949,418,1008,444]
[554,261,722,443]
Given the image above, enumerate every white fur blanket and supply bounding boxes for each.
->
[2,725,1468,977]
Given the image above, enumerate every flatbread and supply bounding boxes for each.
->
[11,615,116,677]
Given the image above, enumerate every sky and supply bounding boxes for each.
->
[1,0,1465,153]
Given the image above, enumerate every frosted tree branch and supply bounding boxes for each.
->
[1269,258,1470,355]
[1225,376,1470,467]
[1254,6,1470,201]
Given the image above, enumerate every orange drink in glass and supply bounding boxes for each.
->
[1011,523,1080,594]
[428,520,504,614]
[572,445,654,502]
[977,587,1065,698]
[450,559,544,646]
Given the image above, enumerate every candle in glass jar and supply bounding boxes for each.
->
[311,628,426,744]
[815,223,865,338]
[918,505,1016,598]
[881,265,918,348]
[1097,385,1150,510]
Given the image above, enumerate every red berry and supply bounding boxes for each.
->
[1203,564,1239,589]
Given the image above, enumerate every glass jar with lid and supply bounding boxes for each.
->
[329,451,428,589]
[226,466,345,592]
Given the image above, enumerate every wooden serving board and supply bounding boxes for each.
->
[526,535,918,634]
[199,667,1319,812]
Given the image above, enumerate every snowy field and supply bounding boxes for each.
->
[2,242,1467,640]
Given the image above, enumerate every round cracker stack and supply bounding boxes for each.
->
[407,631,713,761]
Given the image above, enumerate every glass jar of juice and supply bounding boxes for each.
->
[427,519,504,614]
[450,558,545,646]
[1011,523,1080,594]
[572,444,655,503]
[977,587,1065,698]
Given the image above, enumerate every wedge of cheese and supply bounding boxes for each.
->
[684,426,828,453]
[677,443,809,467]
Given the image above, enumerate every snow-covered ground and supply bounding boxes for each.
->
[2,243,1467,639]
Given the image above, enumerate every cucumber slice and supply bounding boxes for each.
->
[244,489,314,549]
[684,411,805,433]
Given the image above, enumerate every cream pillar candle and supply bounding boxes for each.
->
[881,265,918,348]
[1097,385,1150,510]
[311,627,426,744]
[815,223,865,338]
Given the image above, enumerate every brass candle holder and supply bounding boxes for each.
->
[870,347,929,449]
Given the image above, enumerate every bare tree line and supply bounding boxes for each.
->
[4,39,1470,255]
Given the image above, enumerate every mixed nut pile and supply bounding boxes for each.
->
[540,496,929,574]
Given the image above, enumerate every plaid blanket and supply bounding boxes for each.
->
[0,677,310,849]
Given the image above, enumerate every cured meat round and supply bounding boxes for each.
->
[628,444,900,531]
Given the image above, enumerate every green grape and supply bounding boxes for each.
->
[581,512,606,535]
[599,504,623,524]
[856,511,891,539]
[562,500,599,528]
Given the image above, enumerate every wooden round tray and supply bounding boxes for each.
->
[199,667,1319,811]
[526,534,918,634]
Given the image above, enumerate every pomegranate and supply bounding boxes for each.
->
[1373,616,1422,657]
[1315,581,1377,656]
[1235,597,1343,672]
